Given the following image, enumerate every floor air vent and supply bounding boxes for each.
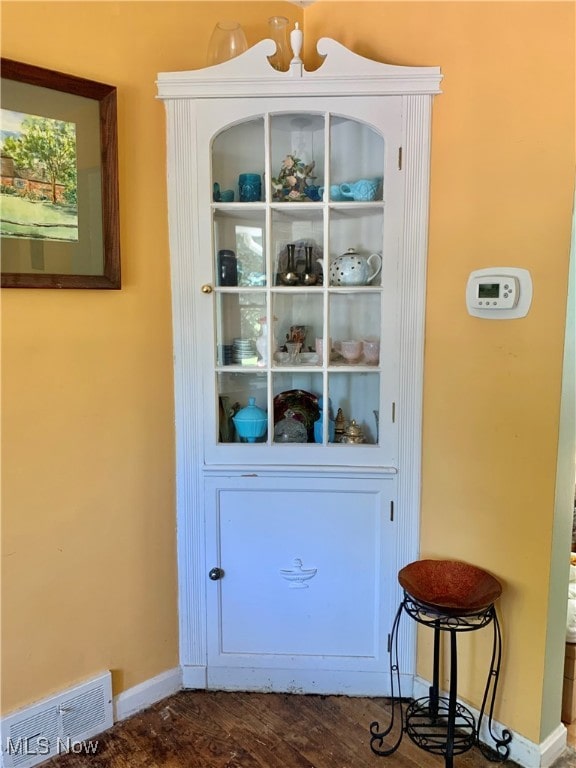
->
[1,672,113,768]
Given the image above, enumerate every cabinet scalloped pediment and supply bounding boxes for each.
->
[313,37,441,86]
[157,35,442,99]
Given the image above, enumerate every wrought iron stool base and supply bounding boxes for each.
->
[369,560,512,768]
[405,696,476,756]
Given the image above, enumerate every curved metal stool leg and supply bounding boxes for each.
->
[476,607,512,761]
[370,601,405,756]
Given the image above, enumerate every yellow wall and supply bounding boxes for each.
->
[1,0,574,747]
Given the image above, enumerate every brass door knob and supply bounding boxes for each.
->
[201,284,213,294]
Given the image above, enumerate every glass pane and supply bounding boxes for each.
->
[329,293,381,364]
[329,116,384,202]
[328,207,384,287]
[217,371,268,444]
[272,371,323,443]
[212,118,265,202]
[328,372,380,444]
[215,292,267,367]
[270,113,325,202]
[214,209,266,286]
[271,207,324,286]
[272,292,323,366]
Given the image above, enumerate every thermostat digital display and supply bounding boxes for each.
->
[466,268,532,319]
[477,283,500,299]
[471,277,518,309]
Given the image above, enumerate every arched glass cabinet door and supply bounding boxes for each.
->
[210,111,390,453]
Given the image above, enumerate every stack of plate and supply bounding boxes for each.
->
[218,344,234,366]
[232,338,256,364]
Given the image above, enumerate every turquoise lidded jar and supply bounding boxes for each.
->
[232,397,267,443]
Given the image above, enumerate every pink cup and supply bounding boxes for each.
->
[340,340,362,363]
[362,339,380,364]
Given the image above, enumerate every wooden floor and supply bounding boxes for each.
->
[42,689,574,768]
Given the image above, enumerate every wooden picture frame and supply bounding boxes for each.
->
[1,59,121,288]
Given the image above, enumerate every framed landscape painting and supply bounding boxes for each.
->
[1,59,120,288]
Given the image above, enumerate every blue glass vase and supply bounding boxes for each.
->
[314,396,335,443]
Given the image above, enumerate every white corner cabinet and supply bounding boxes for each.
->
[157,35,441,695]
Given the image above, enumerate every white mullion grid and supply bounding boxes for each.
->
[264,112,273,443]
[322,111,331,443]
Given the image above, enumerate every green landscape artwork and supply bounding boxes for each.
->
[1,109,78,242]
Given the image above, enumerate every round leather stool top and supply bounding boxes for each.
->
[398,559,502,615]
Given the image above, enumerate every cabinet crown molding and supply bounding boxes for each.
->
[156,38,442,100]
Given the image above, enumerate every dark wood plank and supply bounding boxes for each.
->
[44,689,535,768]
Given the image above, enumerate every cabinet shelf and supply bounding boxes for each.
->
[216,286,383,292]
[217,370,382,376]
[325,286,381,293]
[212,202,266,212]
[269,202,323,211]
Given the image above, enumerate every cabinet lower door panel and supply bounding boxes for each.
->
[205,475,398,694]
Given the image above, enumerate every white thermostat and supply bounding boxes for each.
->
[466,267,533,319]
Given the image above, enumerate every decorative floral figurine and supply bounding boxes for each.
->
[271,154,317,202]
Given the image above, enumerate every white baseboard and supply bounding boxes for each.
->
[113,668,182,722]
[538,724,569,768]
[181,665,207,689]
[204,666,412,697]
[413,676,567,768]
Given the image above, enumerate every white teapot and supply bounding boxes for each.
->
[318,248,382,286]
